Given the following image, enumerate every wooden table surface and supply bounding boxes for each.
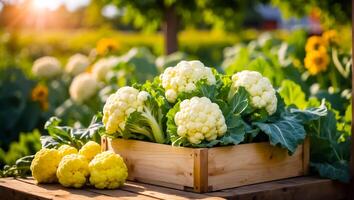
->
[0,176,348,200]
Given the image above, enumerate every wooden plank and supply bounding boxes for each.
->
[122,181,223,200]
[107,138,195,188]
[207,176,348,200]
[0,178,52,200]
[16,178,158,200]
[101,136,108,151]
[14,178,216,200]
[193,148,209,193]
[303,137,310,175]
[207,142,304,191]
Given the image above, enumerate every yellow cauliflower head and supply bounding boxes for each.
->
[57,154,89,188]
[79,141,101,161]
[89,151,128,189]
[30,148,61,183]
[58,145,78,158]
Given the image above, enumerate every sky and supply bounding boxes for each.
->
[0,0,91,12]
[31,0,90,11]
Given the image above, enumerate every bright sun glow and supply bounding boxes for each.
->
[31,0,61,11]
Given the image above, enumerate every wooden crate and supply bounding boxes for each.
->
[101,137,309,193]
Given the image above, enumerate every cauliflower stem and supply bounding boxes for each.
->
[124,97,165,143]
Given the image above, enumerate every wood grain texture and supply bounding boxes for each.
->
[0,177,348,200]
[15,178,216,200]
[0,178,154,200]
[107,138,195,188]
[101,137,108,152]
[207,142,304,191]
[303,137,310,175]
[106,139,307,192]
[208,176,348,200]
[193,149,209,193]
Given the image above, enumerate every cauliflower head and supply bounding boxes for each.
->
[231,70,277,115]
[174,97,227,144]
[32,56,62,78]
[102,86,147,134]
[65,54,90,76]
[92,57,120,81]
[160,60,216,103]
[79,141,101,161]
[30,148,61,183]
[56,154,89,188]
[58,145,78,158]
[69,73,98,103]
[89,151,128,189]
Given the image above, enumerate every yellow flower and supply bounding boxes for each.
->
[31,84,49,111]
[31,84,48,102]
[322,30,338,45]
[96,38,119,55]
[304,50,329,75]
[305,36,327,53]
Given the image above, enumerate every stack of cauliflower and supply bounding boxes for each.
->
[102,60,278,146]
[30,141,128,189]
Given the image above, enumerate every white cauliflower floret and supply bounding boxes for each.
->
[102,87,165,143]
[92,56,120,81]
[160,60,216,103]
[102,86,145,134]
[65,54,90,76]
[174,97,227,144]
[32,56,61,78]
[69,73,98,103]
[231,70,277,115]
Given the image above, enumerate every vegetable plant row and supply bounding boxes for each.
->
[101,60,325,154]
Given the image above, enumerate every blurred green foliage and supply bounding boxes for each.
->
[271,0,351,27]
[0,130,41,167]
[0,68,40,149]
[106,0,261,31]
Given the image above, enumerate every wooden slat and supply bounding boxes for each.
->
[303,137,310,175]
[207,142,304,191]
[101,137,108,152]
[207,176,348,200]
[107,138,195,188]
[0,177,349,200]
[16,178,158,200]
[19,178,218,200]
[193,149,209,193]
[122,181,222,200]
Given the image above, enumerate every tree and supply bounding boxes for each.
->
[270,0,351,28]
[107,0,260,54]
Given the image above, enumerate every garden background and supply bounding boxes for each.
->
[0,0,352,181]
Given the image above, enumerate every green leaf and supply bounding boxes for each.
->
[166,102,181,146]
[306,106,351,183]
[311,161,350,183]
[227,87,249,116]
[290,101,328,123]
[279,80,307,109]
[123,111,154,141]
[254,115,306,154]
[221,114,246,145]
[43,115,103,149]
